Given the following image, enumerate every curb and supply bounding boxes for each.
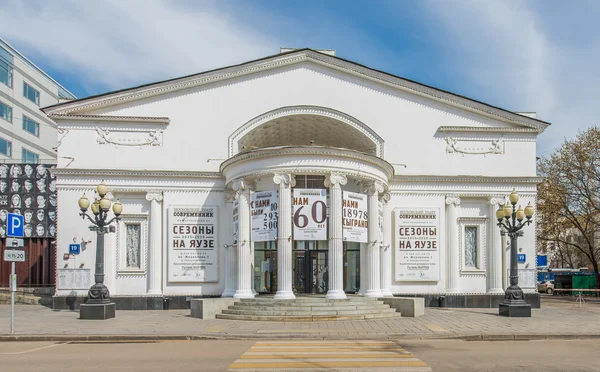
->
[1,333,600,342]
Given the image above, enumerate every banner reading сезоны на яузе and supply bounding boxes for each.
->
[168,206,218,282]
[395,207,439,282]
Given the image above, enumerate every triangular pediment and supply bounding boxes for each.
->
[43,49,549,131]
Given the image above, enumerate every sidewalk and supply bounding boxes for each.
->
[1,296,599,341]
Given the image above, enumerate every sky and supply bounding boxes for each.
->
[0,0,598,157]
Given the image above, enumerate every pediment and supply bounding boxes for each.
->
[43,49,549,132]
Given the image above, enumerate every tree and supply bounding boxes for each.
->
[537,126,600,293]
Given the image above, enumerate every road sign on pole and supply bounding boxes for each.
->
[7,213,24,238]
[4,249,25,262]
[69,244,81,255]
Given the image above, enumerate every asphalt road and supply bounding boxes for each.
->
[1,339,599,372]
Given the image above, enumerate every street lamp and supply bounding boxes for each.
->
[496,189,534,317]
[77,181,123,320]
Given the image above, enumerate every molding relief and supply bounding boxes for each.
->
[231,178,255,193]
[51,168,223,179]
[224,190,237,202]
[43,50,548,132]
[379,192,391,204]
[392,175,543,184]
[445,137,504,156]
[96,127,164,147]
[489,196,507,206]
[50,114,170,124]
[359,180,385,195]
[438,126,539,134]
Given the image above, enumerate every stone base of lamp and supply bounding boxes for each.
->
[80,302,116,320]
[499,300,531,317]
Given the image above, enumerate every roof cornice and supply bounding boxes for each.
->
[42,49,550,131]
[48,114,170,125]
[392,175,543,184]
[437,126,539,134]
[51,168,221,178]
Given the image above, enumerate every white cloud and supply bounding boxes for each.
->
[0,0,279,92]
[423,0,600,156]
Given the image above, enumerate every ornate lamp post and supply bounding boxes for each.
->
[77,182,123,320]
[496,189,534,317]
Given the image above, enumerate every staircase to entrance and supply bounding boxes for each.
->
[215,295,401,321]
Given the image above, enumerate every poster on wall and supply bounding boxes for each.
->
[293,189,327,240]
[394,207,440,282]
[168,206,218,282]
[0,164,56,238]
[251,191,278,242]
[342,191,367,242]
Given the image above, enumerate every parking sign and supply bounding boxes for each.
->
[7,213,24,238]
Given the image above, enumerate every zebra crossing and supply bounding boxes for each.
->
[229,340,432,371]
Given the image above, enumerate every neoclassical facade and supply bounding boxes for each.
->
[44,49,547,307]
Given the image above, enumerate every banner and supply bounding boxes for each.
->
[342,191,367,243]
[251,190,278,242]
[293,189,327,240]
[168,206,218,282]
[394,207,439,281]
[0,164,56,238]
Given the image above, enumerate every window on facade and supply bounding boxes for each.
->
[0,46,13,88]
[0,101,11,123]
[464,226,478,268]
[23,82,40,106]
[22,115,39,136]
[21,148,39,164]
[125,224,141,269]
[0,137,12,157]
[295,175,326,189]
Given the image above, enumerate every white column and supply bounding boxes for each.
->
[363,181,384,298]
[380,192,393,296]
[232,179,255,299]
[445,195,460,293]
[273,173,296,300]
[146,191,163,295]
[325,173,347,299]
[488,196,505,294]
[222,190,237,297]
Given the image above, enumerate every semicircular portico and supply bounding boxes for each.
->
[228,105,385,157]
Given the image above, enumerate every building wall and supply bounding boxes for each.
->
[0,38,76,164]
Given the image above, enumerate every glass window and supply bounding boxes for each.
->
[125,224,141,268]
[23,82,40,105]
[0,137,12,157]
[464,226,478,268]
[294,175,326,189]
[0,46,13,88]
[0,101,11,123]
[21,148,39,163]
[22,115,39,136]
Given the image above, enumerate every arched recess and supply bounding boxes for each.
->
[228,105,385,157]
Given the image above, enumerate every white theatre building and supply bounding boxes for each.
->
[44,49,547,309]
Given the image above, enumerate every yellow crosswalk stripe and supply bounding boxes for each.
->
[229,340,432,371]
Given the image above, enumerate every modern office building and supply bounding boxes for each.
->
[44,49,547,309]
[0,37,76,164]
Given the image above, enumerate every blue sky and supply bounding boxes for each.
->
[1,0,598,156]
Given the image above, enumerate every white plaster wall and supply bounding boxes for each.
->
[56,63,538,177]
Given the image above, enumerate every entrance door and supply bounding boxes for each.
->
[293,240,328,294]
[254,242,277,294]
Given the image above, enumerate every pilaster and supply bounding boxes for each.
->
[488,196,506,294]
[445,195,460,293]
[361,181,385,298]
[222,190,237,297]
[145,191,163,295]
[379,192,393,297]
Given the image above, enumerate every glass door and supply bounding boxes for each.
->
[254,241,277,294]
[293,240,329,294]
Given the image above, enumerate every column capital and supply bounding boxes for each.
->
[273,173,296,187]
[224,189,237,202]
[324,173,347,188]
[445,195,461,206]
[145,191,163,202]
[379,192,391,204]
[489,196,507,206]
[360,180,385,196]
[231,178,255,193]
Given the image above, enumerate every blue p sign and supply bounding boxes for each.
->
[7,213,24,238]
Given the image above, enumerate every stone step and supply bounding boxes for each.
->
[228,304,391,312]
[215,312,400,321]
[239,297,379,303]
[222,307,396,316]
[233,300,385,307]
